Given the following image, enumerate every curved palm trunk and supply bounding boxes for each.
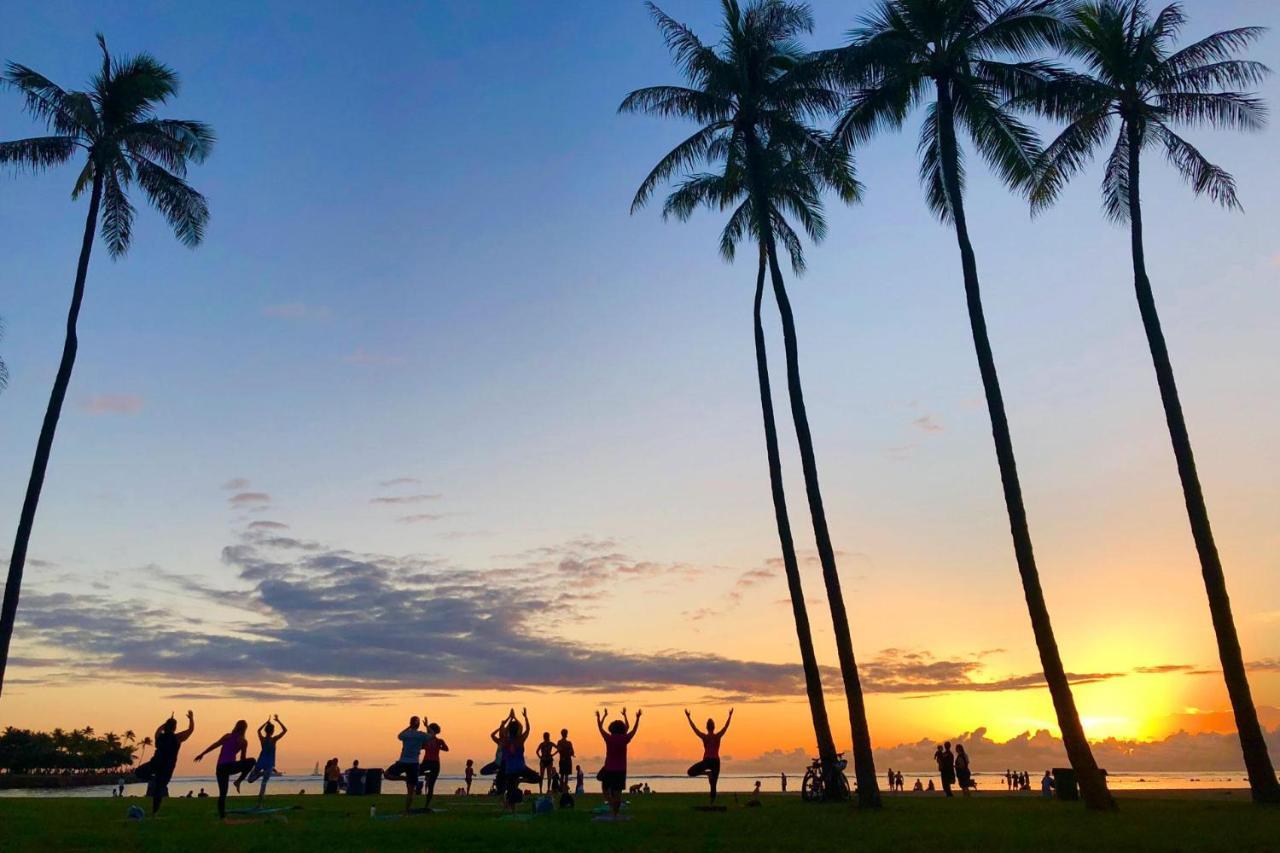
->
[0,173,103,699]
[764,241,881,808]
[934,82,1113,810]
[1125,130,1280,803]
[751,244,841,780]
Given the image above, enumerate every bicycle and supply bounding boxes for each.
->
[801,752,849,801]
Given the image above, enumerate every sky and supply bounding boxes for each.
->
[1,0,1278,777]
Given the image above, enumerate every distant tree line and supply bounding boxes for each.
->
[0,726,136,774]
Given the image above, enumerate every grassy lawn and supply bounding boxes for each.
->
[2,792,1278,852]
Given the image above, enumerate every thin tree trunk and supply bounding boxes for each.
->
[1125,127,1280,803]
[934,80,1114,810]
[764,239,880,808]
[751,243,840,777]
[0,172,103,698]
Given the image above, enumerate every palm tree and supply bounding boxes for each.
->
[139,736,152,762]
[0,35,213,696]
[622,0,882,805]
[1023,0,1278,804]
[830,0,1114,810]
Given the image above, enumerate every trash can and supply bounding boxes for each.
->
[1052,767,1078,801]
[364,769,383,795]
[346,769,366,796]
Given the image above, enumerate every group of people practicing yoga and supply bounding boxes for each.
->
[131,705,733,819]
[134,711,288,818]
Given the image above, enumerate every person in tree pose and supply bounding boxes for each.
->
[246,715,287,808]
[135,710,194,814]
[193,720,256,819]
[420,719,449,811]
[383,715,428,813]
[596,707,641,819]
[685,708,732,804]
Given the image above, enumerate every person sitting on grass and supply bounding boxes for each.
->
[383,715,428,813]
[135,710,195,815]
[596,707,641,820]
[193,719,256,819]
[684,707,732,804]
[420,719,449,811]
[246,714,287,809]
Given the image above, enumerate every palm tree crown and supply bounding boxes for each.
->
[833,0,1064,218]
[0,34,213,256]
[621,0,859,258]
[1027,0,1269,218]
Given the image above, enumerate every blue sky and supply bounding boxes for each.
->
[1,1,1278,761]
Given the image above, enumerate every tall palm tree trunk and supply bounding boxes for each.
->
[751,244,841,778]
[934,82,1113,810]
[762,236,880,808]
[1125,129,1280,804]
[0,173,103,699]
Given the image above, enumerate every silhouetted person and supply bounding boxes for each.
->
[684,707,732,803]
[555,728,575,792]
[464,758,474,794]
[955,744,972,796]
[193,719,256,819]
[575,764,585,795]
[913,778,923,792]
[1041,770,1055,798]
[420,719,448,810]
[781,771,787,793]
[495,708,540,813]
[536,731,556,792]
[895,770,904,792]
[887,767,895,792]
[597,707,641,819]
[927,779,935,791]
[247,715,287,808]
[384,716,428,811]
[135,710,194,814]
[934,742,955,798]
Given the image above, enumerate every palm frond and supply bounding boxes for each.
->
[120,118,215,172]
[1157,59,1270,94]
[2,64,94,137]
[130,155,210,247]
[1156,90,1267,131]
[1100,121,1132,223]
[0,135,78,172]
[1149,122,1240,209]
[629,123,727,213]
[1030,109,1114,213]
[1159,25,1268,77]
[955,77,1042,192]
[918,103,960,223]
[100,167,136,257]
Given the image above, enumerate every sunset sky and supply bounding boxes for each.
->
[1,0,1277,776]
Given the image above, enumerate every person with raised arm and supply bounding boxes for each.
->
[685,707,732,804]
[495,707,540,812]
[193,720,256,819]
[596,707,641,819]
[246,714,287,808]
[420,715,449,811]
[383,715,429,812]
[135,710,195,815]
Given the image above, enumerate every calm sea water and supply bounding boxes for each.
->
[0,770,1250,798]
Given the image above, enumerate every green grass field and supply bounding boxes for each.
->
[2,792,1278,852]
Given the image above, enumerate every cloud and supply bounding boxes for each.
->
[228,492,271,507]
[221,478,251,491]
[262,302,331,321]
[247,520,289,531]
[370,494,442,505]
[12,535,772,699]
[80,394,143,415]
[344,348,404,366]
[912,414,944,433]
[397,514,445,524]
[378,477,421,488]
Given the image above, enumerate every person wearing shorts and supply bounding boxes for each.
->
[556,729,575,793]
[384,715,428,812]
[685,707,732,803]
[536,732,556,792]
[595,707,641,819]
